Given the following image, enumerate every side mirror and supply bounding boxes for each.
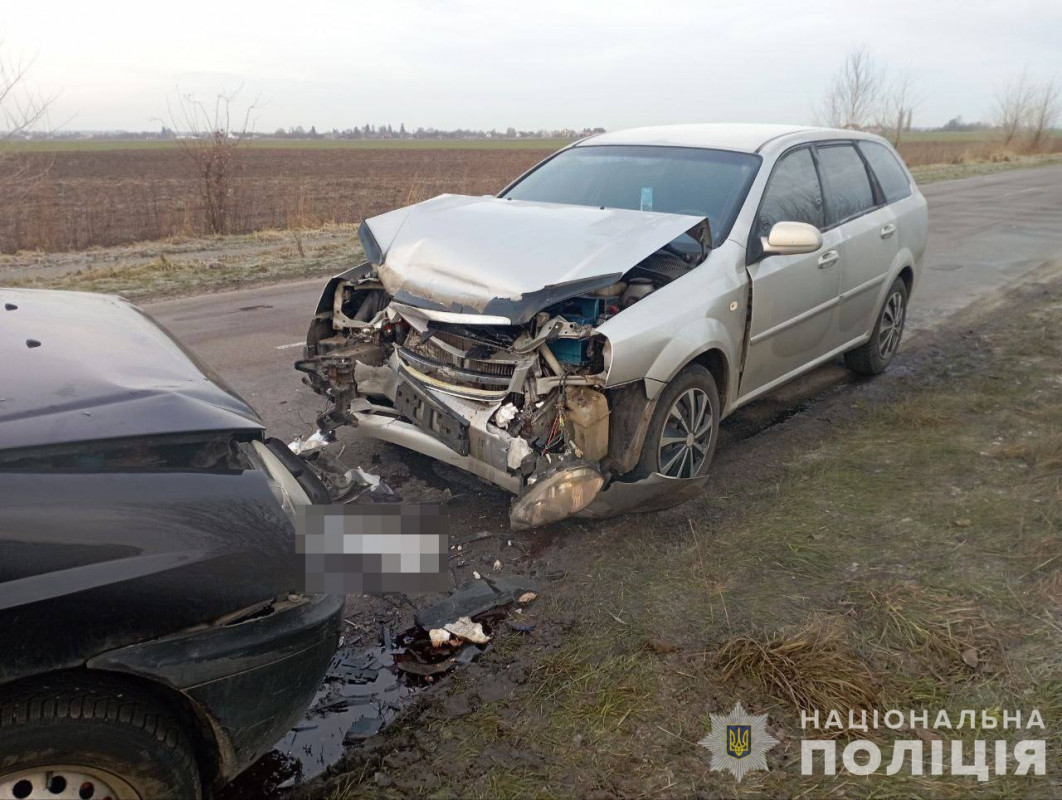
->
[760,221,823,256]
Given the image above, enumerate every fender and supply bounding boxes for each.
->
[312,262,373,316]
[598,241,749,403]
[645,324,737,404]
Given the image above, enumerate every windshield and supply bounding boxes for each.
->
[502,145,761,246]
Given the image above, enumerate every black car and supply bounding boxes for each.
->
[0,289,341,799]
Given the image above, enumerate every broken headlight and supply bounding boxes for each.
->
[509,464,604,530]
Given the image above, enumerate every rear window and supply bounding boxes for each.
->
[859,141,913,203]
[502,145,761,247]
[816,144,876,226]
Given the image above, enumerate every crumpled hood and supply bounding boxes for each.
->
[0,289,263,453]
[363,194,705,323]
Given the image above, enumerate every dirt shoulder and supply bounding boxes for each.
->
[3,156,1060,304]
[304,263,1062,800]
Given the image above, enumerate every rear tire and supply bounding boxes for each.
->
[631,365,719,480]
[0,675,201,800]
[844,277,908,375]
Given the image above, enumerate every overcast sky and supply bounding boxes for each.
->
[6,0,1060,132]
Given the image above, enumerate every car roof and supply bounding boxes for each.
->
[577,123,853,153]
[0,288,263,453]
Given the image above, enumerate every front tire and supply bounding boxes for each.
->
[631,364,720,480]
[844,277,908,375]
[0,675,201,800]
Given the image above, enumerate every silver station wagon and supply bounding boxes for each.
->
[296,124,928,528]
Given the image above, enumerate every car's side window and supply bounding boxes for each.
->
[756,148,825,239]
[816,144,876,226]
[858,141,913,204]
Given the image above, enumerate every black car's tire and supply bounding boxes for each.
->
[631,364,720,480]
[844,277,908,375]
[0,675,201,800]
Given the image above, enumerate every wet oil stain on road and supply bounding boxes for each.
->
[220,579,535,800]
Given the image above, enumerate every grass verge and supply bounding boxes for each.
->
[0,225,362,301]
[909,152,1062,183]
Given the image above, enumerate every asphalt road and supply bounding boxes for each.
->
[148,164,1062,457]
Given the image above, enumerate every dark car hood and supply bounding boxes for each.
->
[0,289,263,452]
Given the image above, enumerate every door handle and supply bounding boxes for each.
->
[817,250,839,268]
[880,223,896,239]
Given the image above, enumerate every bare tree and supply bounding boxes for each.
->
[167,89,256,235]
[876,70,919,147]
[1026,78,1061,151]
[0,52,53,201]
[994,71,1034,148]
[817,49,883,130]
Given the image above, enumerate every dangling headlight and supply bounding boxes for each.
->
[509,465,604,530]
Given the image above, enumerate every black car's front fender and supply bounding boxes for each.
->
[87,593,343,780]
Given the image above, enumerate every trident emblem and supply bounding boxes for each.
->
[726,724,751,758]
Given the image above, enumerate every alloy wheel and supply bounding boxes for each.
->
[658,388,713,478]
[878,290,905,360]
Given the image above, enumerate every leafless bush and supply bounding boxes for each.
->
[876,70,919,147]
[0,52,52,220]
[994,72,1061,152]
[816,49,883,130]
[167,89,256,234]
[995,71,1035,148]
[818,50,919,143]
[1026,78,1061,151]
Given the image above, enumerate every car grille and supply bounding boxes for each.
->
[397,331,522,399]
[405,334,517,381]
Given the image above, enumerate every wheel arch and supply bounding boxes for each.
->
[648,345,732,410]
[898,264,914,295]
[605,354,728,478]
[0,667,227,793]
[688,348,730,414]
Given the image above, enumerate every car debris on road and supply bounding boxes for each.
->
[230,574,541,790]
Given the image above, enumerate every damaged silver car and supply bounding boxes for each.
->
[296,124,928,528]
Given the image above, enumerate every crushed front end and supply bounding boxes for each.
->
[296,266,619,529]
[294,194,712,529]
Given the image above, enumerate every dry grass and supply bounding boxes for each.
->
[714,620,879,714]
[865,586,1000,673]
[0,146,557,253]
[871,396,957,430]
[0,225,361,301]
[998,432,1062,472]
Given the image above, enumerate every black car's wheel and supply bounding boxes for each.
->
[0,676,201,800]
[844,277,908,375]
[631,364,720,480]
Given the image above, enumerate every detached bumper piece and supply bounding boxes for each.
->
[394,366,471,456]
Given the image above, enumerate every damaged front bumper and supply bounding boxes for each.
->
[295,262,702,528]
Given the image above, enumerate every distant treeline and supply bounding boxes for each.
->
[22,125,609,143]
